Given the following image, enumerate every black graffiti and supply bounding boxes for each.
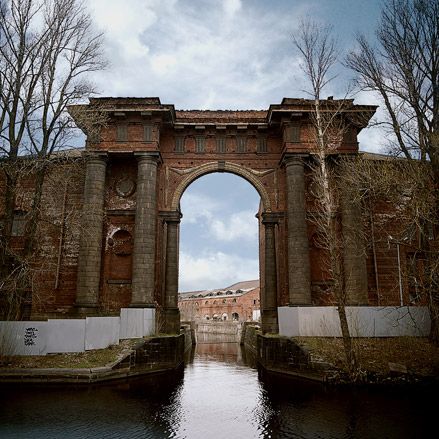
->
[24,327,38,346]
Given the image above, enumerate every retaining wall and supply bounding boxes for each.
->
[0,308,155,356]
[278,306,431,337]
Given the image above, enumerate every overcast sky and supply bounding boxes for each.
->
[85,0,385,291]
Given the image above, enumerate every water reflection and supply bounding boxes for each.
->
[0,334,435,439]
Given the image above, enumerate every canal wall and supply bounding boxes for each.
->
[196,321,242,341]
[278,306,431,337]
[0,330,194,384]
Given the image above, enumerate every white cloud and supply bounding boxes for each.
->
[181,192,257,242]
[223,0,242,18]
[179,250,258,291]
[180,192,221,224]
[210,210,258,242]
[85,0,303,107]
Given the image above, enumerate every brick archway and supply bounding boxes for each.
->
[170,161,272,212]
[69,97,375,334]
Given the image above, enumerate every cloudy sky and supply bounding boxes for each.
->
[84,0,385,291]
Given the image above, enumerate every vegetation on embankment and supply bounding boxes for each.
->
[0,339,140,369]
[293,337,439,383]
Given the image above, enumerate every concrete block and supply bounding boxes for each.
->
[85,317,120,350]
[143,308,156,336]
[47,319,86,353]
[0,321,47,356]
[120,308,144,338]
[278,307,300,337]
[299,307,342,337]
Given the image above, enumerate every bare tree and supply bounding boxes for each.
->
[346,0,439,343]
[0,0,106,319]
[293,19,360,376]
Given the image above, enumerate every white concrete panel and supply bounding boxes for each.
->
[278,306,431,337]
[46,319,86,353]
[143,308,156,336]
[120,308,144,339]
[85,317,120,350]
[278,307,300,337]
[299,307,342,337]
[252,310,261,322]
[346,307,376,337]
[372,307,430,337]
[0,321,47,355]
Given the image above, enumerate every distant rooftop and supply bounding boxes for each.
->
[179,279,259,300]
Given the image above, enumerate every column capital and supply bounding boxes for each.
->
[83,151,108,163]
[159,210,182,224]
[282,153,309,167]
[134,151,161,164]
[261,211,283,225]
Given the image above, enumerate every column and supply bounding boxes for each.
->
[261,212,279,334]
[162,211,182,333]
[285,155,312,304]
[341,188,368,304]
[75,153,107,313]
[131,152,160,307]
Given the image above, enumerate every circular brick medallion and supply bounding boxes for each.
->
[115,177,136,198]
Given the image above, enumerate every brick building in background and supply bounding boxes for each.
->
[179,280,260,323]
[0,97,433,332]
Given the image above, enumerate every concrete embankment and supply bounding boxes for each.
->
[0,327,195,384]
[241,323,327,382]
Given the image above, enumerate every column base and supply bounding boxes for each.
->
[74,303,99,316]
[261,308,278,334]
[160,307,181,334]
[129,302,156,308]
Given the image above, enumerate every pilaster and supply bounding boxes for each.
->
[284,154,312,305]
[261,212,280,334]
[75,152,107,314]
[161,210,182,333]
[130,152,160,308]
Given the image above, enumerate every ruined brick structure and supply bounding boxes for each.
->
[2,97,423,333]
[179,280,260,322]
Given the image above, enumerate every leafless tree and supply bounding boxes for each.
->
[346,0,439,343]
[293,19,360,375]
[0,0,106,319]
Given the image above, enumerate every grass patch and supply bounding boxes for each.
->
[0,339,141,369]
[293,337,439,376]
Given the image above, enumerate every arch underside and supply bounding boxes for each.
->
[170,161,272,211]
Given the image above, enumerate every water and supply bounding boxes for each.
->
[0,335,435,439]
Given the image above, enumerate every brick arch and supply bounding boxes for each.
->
[170,161,272,211]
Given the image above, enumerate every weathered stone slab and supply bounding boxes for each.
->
[85,317,120,350]
[46,319,86,353]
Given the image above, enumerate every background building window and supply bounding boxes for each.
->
[196,136,205,153]
[236,136,246,152]
[11,211,27,236]
[257,137,267,153]
[216,137,226,153]
[144,124,153,142]
[286,125,300,143]
[116,125,128,142]
[175,137,185,153]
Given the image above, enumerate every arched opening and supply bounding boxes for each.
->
[177,172,262,331]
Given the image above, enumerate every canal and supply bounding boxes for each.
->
[0,334,435,438]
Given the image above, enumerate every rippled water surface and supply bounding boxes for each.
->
[0,335,435,438]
